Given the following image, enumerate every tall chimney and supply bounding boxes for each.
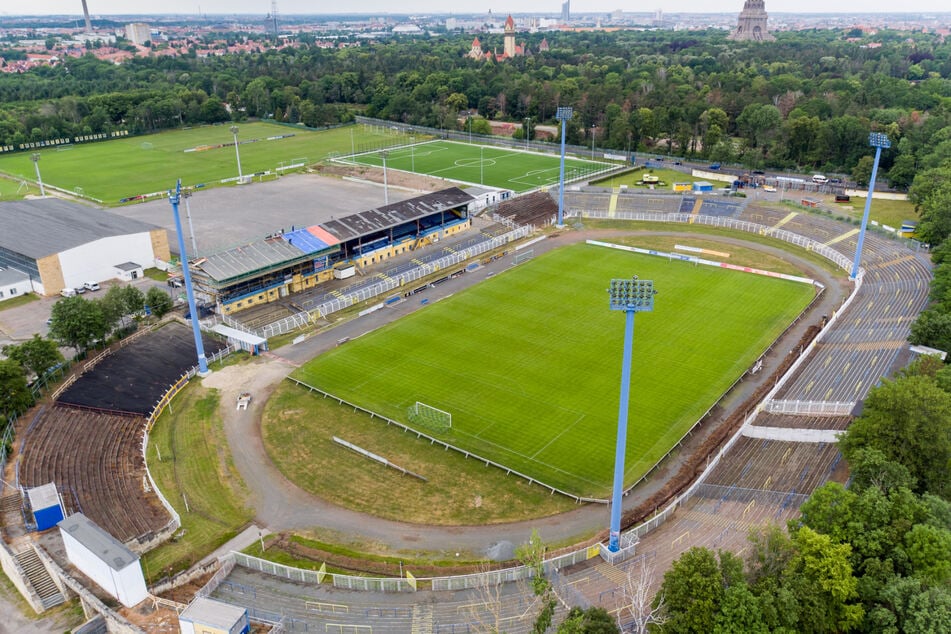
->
[81,0,93,32]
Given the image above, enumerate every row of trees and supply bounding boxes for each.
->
[2,29,950,179]
[0,285,174,430]
[653,356,951,632]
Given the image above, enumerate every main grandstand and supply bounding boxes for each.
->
[188,187,474,315]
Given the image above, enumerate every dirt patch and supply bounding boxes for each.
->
[316,162,453,193]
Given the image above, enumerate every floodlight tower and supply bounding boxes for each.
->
[169,180,209,376]
[555,106,573,228]
[850,132,891,280]
[30,153,46,197]
[607,276,656,552]
[230,125,243,182]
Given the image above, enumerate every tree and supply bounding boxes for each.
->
[909,308,951,354]
[2,334,64,380]
[838,375,951,498]
[557,607,620,633]
[100,285,145,329]
[654,547,744,633]
[0,359,32,420]
[887,153,917,190]
[784,527,863,633]
[48,295,108,353]
[146,287,174,318]
[516,529,557,634]
[852,155,874,187]
[736,103,781,149]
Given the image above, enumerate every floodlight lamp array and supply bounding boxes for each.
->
[556,106,574,121]
[868,132,891,149]
[608,277,656,312]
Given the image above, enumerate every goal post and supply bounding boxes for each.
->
[407,401,452,432]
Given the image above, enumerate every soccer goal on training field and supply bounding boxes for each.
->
[407,401,452,432]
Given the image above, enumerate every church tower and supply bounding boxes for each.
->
[728,0,775,42]
[503,15,516,58]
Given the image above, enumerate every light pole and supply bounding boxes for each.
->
[525,117,531,150]
[31,153,45,197]
[480,146,484,184]
[411,136,415,173]
[168,179,209,376]
[381,150,389,205]
[230,126,244,182]
[851,132,891,280]
[606,276,656,552]
[555,106,573,228]
[350,125,355,156]
[591,125,596,160]
[183,188,198,256]
[468,115,472,144]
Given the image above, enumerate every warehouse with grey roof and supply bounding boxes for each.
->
[0,199,170,296]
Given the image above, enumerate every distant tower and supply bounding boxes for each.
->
[270,0,279,39]
[561,0,570,23]
[503,15,516,58]
[80,0,93,32]
[729,0,775,41]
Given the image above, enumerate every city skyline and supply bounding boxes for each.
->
[5,1,951,18]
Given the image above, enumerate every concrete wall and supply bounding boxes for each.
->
[58,233,154,290]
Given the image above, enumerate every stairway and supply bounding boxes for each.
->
[0,491,23,529]
[14,548,65,609]
[411,603,434,634]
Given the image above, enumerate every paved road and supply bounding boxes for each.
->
[213,227,846,559]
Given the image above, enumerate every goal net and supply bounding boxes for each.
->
[407,401,452,432]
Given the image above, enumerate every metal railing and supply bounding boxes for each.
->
[764,400,856,416]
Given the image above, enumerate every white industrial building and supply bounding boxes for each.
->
[57,513,148,608]
[0,267,32,303]
[0,199,170,296]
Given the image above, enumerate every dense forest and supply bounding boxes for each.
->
[1,28,951,185]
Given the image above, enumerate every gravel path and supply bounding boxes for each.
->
[210,227,846,558]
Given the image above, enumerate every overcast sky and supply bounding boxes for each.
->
[5,1,950,17]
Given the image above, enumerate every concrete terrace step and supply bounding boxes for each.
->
[14,548,65,608]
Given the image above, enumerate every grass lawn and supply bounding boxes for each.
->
[831,196,917,229]
[0,123,411,205]
[0,293,39,311]
[142,383,253,582]
[346,140,613,193]
[292,242,814,497]
[592,166,711,190]
[0,175,32,200]
[262,381,577,525]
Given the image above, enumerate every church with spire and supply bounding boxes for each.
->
[728,0,775,42]
[466,15,526,61]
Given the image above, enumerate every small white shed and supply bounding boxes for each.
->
[114,261,143,281]
[179,597,250,634]
[58,513,147,608]
[27,482,64,531]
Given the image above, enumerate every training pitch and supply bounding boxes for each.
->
[293,243,815,497]
[0,123,408,204]
[345,140,613,193]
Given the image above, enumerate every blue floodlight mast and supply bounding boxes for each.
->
[850,132,891,280]
[607,277,656,552]
[169,180,209,375]
[556,106,573,228]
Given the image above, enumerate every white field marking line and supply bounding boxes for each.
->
[530,413,587,459]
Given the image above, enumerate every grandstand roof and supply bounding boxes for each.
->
[320,187,473,242]
[58,513,139,570]
[195,188,474,283]
[196,236,309,283]
[0,199,160,260]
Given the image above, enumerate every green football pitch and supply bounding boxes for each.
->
[344,140,613,193]
[292,243,815,497]
[0,122,409,205]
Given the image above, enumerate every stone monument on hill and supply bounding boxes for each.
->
[728,0,775,42]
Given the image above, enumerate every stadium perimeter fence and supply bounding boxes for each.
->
[232,225,532,339]
[213,203,902,594]
[354,116,621,165]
